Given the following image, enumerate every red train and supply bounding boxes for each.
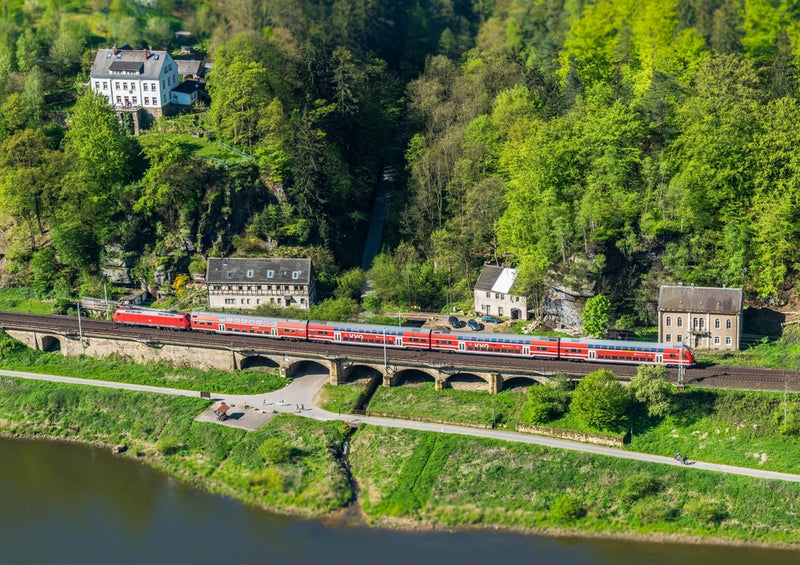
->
[112,306,694,366]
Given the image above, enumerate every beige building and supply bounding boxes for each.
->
[473,265,527,320]
[658,285,743,350]
[205,257,315,310]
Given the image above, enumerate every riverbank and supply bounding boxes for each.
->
[1,375,799,549]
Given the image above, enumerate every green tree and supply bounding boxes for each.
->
[259,437,290,464]
[582,294,611,338]
[629,365,674,418]
[570,369,630,430]
[334,268,365,300]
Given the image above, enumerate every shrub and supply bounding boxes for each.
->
[570,370,630,430]
[156,436,181,456]
[259,437,290,464]
[621,472,661,503]
[521,384,570,424]
[683,498,727,524]
[550,494,586,522]
[631,498,675,524]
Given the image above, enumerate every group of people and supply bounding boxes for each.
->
[675,452,689,465]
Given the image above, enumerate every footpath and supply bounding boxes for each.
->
[2,368,800,484]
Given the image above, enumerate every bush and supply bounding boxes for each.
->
[521,384,570,424]
[631,498,675,524]
[259,437,290,464]
[156,436,181,456]
[550,494,586,521]
[570,370,630,430]
[684,498,727,524]
[620,472,661,503]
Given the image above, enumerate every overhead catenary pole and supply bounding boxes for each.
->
[77,301,83,344]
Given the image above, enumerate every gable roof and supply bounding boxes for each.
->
[658,285,743,314]
[91,48,171,80]
[206,257,312,285]
[475,265,519,294]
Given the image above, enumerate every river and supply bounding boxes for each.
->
[0,438,797,565]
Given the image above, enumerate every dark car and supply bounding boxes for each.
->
[448,315,460,328]
[481,315,501,324]
[467,319,483,331]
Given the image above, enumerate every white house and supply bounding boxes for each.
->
[473,265,527,320]
[89,45,180,119]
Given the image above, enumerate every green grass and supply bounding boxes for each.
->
[697,339,800,369]
[138,132,250,164]
[0,377,351,515]
[317,382,371,414]
[349,425,800,545]
[627,389,800,473]
[0,289,55,314]
[0,331,287,395]
[368,382,528,428]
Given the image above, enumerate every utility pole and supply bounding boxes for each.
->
[77,301,83,344]
[677,332,686,389]
[104,283,110,320]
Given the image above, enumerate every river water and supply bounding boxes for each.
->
[1,438,797,565]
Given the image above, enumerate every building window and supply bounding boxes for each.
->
[132,97,137,104]
[500,294,505,300]
[103,82,107,89]
[666,334,671,342]
[715,318,720,329]
[241,299,245,304]
[714,336,720,345]
[94,81,99,89]
[666,316,671,327]
[498,307,504,316]
[143,83,148,91]
[699,318,704,330]
[692,317,698,329]
[267,270,274,278]
[115,82,120,89]
[246,270,253,278]
[677,317,683,327]
[726,319,732,330]
[676,335,682,343]
[115,96,121,103]
[227,271,233,278]
[486,291,490,298]
[292,271,299,279]
[300,298,305,304]
[725,336,732,346]
[224,299,234,305]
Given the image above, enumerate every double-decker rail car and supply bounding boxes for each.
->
[307,321,433,350]
[190,311,309,339]
[113,306,191,330]
[561,338,695,366]
[429,331,560,359]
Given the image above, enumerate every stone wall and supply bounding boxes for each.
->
[516,422,626,447]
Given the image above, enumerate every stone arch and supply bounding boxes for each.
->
[341,364,382,385]
[239,355,281,371]
[286,359,330,379]
[445,372,490,391]
[500,375,542,392]
[511,308,523,320]
[40,335,61,352]
[393,368,437,387]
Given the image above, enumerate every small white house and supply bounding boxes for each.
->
[473,265,527,320]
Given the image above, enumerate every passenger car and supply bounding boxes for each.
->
[448,316,465,328]
[467,319,483,331]
[481,315,501,324]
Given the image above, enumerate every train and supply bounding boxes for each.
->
[113,305,695,366]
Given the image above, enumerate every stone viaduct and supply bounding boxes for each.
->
[4,328,564,394]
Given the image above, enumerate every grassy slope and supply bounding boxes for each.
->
[0,376,351,515]
[349,425,800,546]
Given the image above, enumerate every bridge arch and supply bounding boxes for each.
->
[40,335,61,352]
[393,368,437,386]
[239,355,280,371]
[286,359,331,379]
[500,374,552,391]
[444,372,490,391]
[341,364,383,384]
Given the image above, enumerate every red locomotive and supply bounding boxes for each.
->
[112,306,695,367]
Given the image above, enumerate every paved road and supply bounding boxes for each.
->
[2,368,800,483]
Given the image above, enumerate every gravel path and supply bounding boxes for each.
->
[3,368,800,483]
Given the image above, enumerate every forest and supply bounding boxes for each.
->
[1,0,799,329]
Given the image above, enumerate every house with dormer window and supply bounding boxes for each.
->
[205,258,315,310]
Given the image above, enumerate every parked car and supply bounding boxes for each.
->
[448,315,465,329]
[467,319,483,331]
[481,315,501,324]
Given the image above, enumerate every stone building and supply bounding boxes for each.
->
[473,265,527,320]
[658,285,743,350]
[205,257,315,310]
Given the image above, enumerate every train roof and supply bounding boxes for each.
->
[116,305,187,317]
[319,321,432,334]
[562,337,692,350]
[434,330,560,343]
[190,311,307,325]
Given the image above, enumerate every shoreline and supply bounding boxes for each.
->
[3,428,798,552]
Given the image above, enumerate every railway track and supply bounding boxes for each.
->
[2,311,800,392]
